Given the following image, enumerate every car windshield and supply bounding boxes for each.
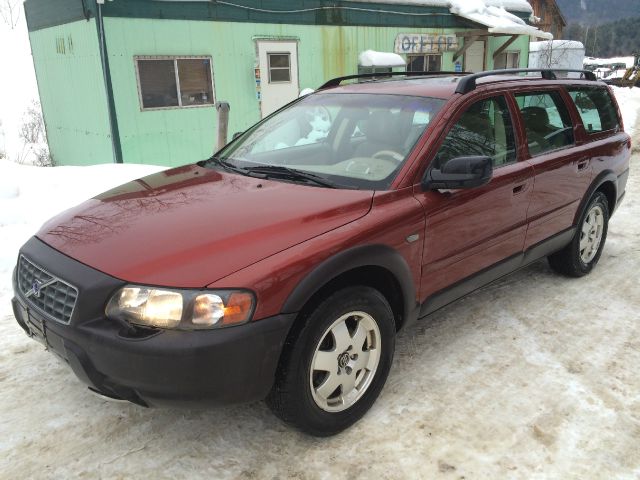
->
[212,93,446,190]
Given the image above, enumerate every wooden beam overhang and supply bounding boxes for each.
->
[453,35,480,61]
[492,35,520,59]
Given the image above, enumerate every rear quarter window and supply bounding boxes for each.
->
[568,87,620,134]
[515,91,575,156]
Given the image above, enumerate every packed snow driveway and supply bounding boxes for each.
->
[1,148,639,479]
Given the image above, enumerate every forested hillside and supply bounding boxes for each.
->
[564,17,640,57]
[556,0,640,24]
[555,0,639,57]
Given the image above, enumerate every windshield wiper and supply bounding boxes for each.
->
[199,156,266,178]
[244,165,340,189]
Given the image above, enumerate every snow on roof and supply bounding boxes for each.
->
[529,40,584,52]
[449,0,552,39]
[583,56,636,68]
[358,50,407,67]
[349,0,533,13]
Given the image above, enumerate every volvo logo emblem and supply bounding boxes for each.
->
[25,279,55,299]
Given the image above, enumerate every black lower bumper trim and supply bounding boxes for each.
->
[13,236,297,407]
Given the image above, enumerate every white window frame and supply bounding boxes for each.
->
[267,52,292,84]
[495,51,521,70]
[134,55,216,111]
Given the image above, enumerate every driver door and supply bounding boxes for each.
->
[413,94,534,306]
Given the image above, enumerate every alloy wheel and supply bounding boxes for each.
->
[309,311,381,412]
[580,204,605,264]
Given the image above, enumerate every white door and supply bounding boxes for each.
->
[257,41,299,118]
[464,40,486,73]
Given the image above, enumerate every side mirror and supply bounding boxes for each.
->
[423,156,493,190]
[232,131,244,140]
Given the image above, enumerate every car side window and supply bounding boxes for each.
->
[568,87,620,134]
[435,96,516,169]
[515,91,574,156]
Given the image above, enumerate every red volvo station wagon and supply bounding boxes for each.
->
[12,69,631,435]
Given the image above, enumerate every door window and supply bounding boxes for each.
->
[515,91,574,156]
[568,87,620,134]
[435,96,517,169]
[268,53,291,83]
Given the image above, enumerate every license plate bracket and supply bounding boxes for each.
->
[23,306,49,350]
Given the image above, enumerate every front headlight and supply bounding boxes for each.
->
[105,286,255,330]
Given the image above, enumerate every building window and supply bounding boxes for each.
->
[135,56,214,110]
[268,53,291,83]
[494,51,520,69]
[406,54,442,72]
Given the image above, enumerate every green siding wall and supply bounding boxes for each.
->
[29,18,113,165]
[105,17,530,167]
[28,15,531,167]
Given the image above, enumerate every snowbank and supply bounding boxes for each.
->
[612,86,640,135]
[359,50,406,68]
[584,56,636,68]
[0,161,165,304]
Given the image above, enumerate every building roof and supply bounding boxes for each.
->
[349,0,533,13]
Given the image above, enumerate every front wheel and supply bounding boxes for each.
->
[267,286,395,436]
[548,191,609,277]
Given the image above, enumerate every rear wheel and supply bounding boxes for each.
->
[267,286,395,436]
[548,191,609,277]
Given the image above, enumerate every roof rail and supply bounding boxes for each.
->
[455,68,598,95]
[318,71,468,90]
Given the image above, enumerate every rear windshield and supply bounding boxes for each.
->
[214,93,446,190]
[568,87,620,134]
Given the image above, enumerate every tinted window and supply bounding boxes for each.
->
[435,96,516,169]
[137,57,214,109]
[515,91,574,156]
[568,88,620,133]
[216,93,446,190]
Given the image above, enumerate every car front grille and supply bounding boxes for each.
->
[17,255,78,324]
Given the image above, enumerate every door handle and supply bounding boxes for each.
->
[513,183,527,195]
[577,159,590,171]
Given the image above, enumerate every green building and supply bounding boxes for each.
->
[24,0,551,167]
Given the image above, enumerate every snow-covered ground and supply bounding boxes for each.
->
[0,92,639,478]
[0,161,165,307]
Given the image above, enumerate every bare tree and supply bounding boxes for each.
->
[16,101,54,167]
[0,119,6,160]
[0,0,21,29]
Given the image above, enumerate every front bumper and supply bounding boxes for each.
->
[12,237,295,407]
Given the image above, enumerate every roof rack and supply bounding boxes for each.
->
[455,68,598,94]
[318,71,468,90]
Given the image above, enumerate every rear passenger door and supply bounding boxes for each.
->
[414,94,534,301]
[513,90,592,249]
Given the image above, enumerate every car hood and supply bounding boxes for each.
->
[37,164,373,287]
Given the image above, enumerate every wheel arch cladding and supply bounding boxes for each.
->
[281,245,417,332]
[576,171,617,224]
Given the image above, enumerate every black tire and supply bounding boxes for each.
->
[266,286,396,436]
[548,191,609,277]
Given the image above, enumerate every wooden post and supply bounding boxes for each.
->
[215,101,230,150]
